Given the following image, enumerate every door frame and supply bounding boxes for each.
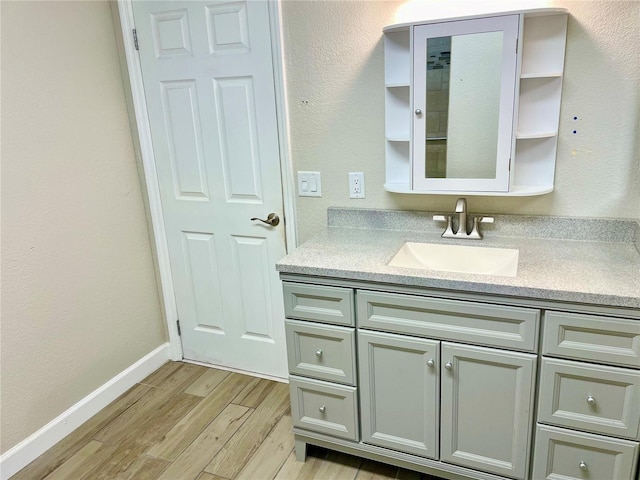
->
[115,0,297,361]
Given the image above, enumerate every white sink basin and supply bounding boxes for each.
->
[388,242,519,277]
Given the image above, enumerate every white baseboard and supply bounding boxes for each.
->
[0,343,171,480]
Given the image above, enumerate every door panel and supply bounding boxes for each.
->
[359,330,440,458]
[133,1,287,377]
[440,342,536,479]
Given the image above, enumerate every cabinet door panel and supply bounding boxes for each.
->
[440,342,536,479]
[359,330,439,458]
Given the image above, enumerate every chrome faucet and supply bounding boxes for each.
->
[433,198,494,240]
[454,198,468,238]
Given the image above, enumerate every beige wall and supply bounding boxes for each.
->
[282,0,640,243]
[0,1,166,453]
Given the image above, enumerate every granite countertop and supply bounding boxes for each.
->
[276,208,640,310]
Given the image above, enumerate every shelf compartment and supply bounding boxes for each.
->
[513,136,557,188]
[517,77,562,136]
[521,14,567,77]
[385,86,410,140]
[384,29,410,86]
[385,141,410,186]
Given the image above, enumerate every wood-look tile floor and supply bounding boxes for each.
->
[12,362,442,480]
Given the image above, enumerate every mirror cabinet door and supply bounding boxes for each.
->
[412,15,519,192]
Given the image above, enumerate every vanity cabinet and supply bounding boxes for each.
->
[357,291,538,478]
[283,283,361,446]
[532,311,640,480]
[384,9,568,196]
[282,277,640,480]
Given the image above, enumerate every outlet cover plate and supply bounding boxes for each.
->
[349,172,365,199]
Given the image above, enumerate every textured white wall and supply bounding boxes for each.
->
[0,1,166,453]
[282,0,640,243]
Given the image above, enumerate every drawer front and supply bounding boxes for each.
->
[543,311,640,368]
[357,290,539,351]
[532,424,639,480]
[289,376,358,441]
[285,320,356,385]
[283,282,354,326]
[538,358,640,440]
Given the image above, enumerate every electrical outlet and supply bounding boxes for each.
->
[349,172,365,199]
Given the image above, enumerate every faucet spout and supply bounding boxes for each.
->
[454,198,467,236]
[434,198,492,240]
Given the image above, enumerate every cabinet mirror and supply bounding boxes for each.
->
[412,15,518,192]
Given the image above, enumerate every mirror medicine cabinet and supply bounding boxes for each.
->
[384,9,568,196]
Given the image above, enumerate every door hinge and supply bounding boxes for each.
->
[133,29,139,51]
[515,38,518,55]
[509,158,512,172]
[176,319,181,336]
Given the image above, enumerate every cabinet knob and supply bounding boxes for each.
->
[444,362,453,370]
[427,359,435,367]
[415,109,422,116]
[579,461,588,471]
[586,395,596,406]
[319,405,326,414]
[315,349,323,358]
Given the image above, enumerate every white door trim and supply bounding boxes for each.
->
[115,0,296,362]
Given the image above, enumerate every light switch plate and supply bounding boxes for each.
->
[298,171,322,197]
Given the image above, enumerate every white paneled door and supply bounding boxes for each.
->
[132,1,288,378]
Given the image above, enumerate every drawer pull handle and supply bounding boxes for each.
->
[427,359,435,367]
[315,349,323,358]
[586,396,596,406]
[579,461,588,471]
[444,362,453,370]
[319,405,326,414]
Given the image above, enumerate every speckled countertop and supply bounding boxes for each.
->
[277,208,640,310]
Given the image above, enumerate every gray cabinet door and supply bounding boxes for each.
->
[358,330,439,459]
[440,342,536,479]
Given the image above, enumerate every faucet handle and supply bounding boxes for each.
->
[433,215,454,238]
[468,216,495,240]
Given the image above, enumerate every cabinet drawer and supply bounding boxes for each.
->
[283,283,354,326]
[285,320,356,385]
[532,424,639,480]
[289,376,359,441]
[357,290,539,351]
[538,358,640,440]
[543,311,640,368]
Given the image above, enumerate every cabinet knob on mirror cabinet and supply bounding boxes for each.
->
[586,396,596,406]
[444,362,453,370]
[319,405,326,414]
[426,359,435,367]
[315,349,323,358]
[415,109,422,116]
[579,461,588,471]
